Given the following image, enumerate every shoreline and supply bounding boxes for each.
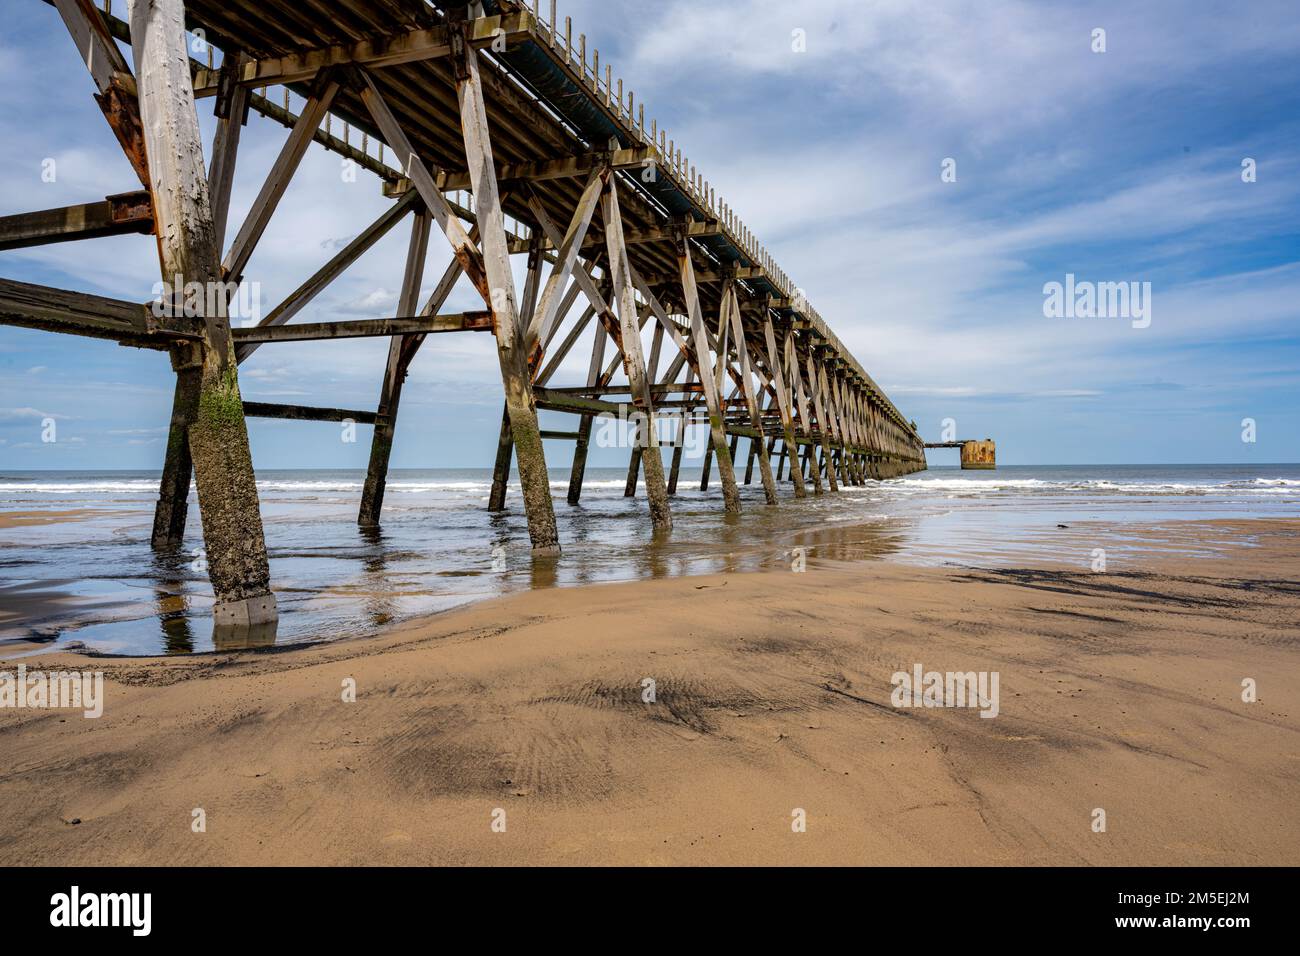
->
[1,512,1294,659]
[1,518,1296,865]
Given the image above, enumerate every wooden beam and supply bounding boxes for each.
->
[132,0,274,626]
[489,231,546,512]
[525,170,604,359]
[0,277,199,346]
[726,285,778,506]
[432,146,652,192]
[640,264,766,286]
[534,387,624,417]
[222,73,341,283]
[358,68,492,301]
[231,312,491,344]
[0,191,153,251]
[603,174,672,532]
[207,52,250,252]
[763,313,806,498]
[51,0,149,186]
[566,299,608,505]
[235,191,419,363]
[679,238,741,513]
[805,352,839,493]
[244,402,378,425]
[784,329,822,495]
[359,212,432,528]
[192,13,535,95]
[451,27,560,553]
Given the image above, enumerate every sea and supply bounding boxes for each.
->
[1,464,1297,656]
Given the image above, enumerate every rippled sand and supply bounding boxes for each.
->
[1,518,1296,865]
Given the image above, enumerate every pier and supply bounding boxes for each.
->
[1,0,928,624]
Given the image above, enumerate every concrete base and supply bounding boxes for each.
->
[211,621,278,651]
[213,592,278,628]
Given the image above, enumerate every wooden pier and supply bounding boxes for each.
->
[2,0,928,626]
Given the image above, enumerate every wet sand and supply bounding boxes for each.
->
[0,509,116,529]
[0,518,1297,866]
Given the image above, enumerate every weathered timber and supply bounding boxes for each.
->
[132,0,275,626]
[359,212,431,527]
[603,174,671,532]
[0,192,154,251]
[222,73,341,283]
[489,232,546,512]
[231,313,491,344]
[234,193,418,363]
[763,314,806,497]
[207,52,248,252]
[52,0,149,186]
[191,14,535,94]
[0,277,199,346]
[567,304,607,505]
[725,286,778,505]
[805,350,839,492]
[244,402,378,425]
[451,30,559,553]
[679,238,741,512]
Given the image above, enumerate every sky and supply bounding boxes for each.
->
[1,0,1298,470]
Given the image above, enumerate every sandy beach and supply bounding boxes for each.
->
[1,517,1296,866]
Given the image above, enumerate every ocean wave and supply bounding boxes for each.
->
[885,477,1300,495]
[0,477,636,495]
[4,475,1298,498]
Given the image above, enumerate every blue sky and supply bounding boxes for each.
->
[2,0,1297,469]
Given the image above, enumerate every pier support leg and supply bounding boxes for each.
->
[763,317,806,499]
[567,414,593,504]
[667,371,693,496]
[603,175,671,532]
[624,446,643,497]
[785,330,821,495]
[359,212,431,527]
[724,286,778,506]
[487,405,513,511]
[486,234,544,513]
[567,323,606,505]
[132,0,274,624]
[668,442,684,494]
[679,239,740,513]
[807,354,839,493]
[451,39,559,552]
[151,352,199,548]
